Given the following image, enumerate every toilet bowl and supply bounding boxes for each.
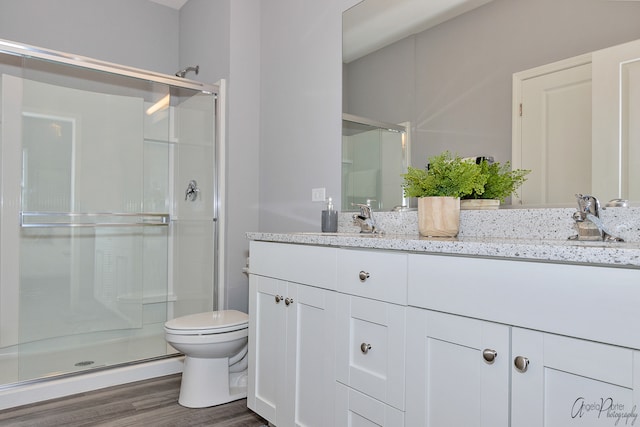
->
[164,310,249,408]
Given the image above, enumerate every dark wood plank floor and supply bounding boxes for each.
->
[0,374,268,426]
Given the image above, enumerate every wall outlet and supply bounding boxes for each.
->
[311,187,326,202]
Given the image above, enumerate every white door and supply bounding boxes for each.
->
[405,308,510,426]
[511,328,640,427]
[514,56,592,205]
[593,38,640,202]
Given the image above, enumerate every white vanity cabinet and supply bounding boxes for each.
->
[407,253,640,427]
[406,307,640,427]
[248,241,338,427]
[248,237,640,426]
[334,249,407,426]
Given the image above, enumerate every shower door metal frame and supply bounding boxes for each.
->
[0,39,215,93]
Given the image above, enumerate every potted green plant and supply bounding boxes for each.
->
[460,160,530,210]
[402,151,487,237]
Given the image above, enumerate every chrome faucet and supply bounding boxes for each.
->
[352,202,379,234]
[570,194,623,242]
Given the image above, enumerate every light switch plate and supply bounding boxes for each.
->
[311,187,326,202]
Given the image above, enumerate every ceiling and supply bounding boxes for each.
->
[343,0,494,63]
[147,0,494,63]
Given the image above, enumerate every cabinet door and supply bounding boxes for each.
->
[249,275,337,427]
[405,308,510,427]
[285,283,336,427]
[512,328,640,427]
[248,275,287,425]
[336,293,406,410]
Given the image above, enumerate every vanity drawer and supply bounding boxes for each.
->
[335,293,406,411]
[408,253,640,349]
[249,241,337,290]
[335,382,405,427]
[337,248,407,305]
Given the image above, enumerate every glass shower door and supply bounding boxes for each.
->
[15,74,167,380]
[0,48,218,386]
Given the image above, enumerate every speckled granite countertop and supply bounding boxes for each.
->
[247,207,640,268]
[246,232,640,268]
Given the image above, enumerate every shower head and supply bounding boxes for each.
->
[175,65,199,78]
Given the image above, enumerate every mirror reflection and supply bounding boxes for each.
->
[343,0,640,209]
[342,114,409,211]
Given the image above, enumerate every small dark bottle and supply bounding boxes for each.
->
[321,197,338,232]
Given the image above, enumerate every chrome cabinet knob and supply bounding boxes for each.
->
[285,297,294,306]
[514,356,529,373]
[360,343,372,354]
[359,271,370,282]
[482,348,498,364]
[275,295,282,303]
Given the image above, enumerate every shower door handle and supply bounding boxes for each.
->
[20,212,170,228]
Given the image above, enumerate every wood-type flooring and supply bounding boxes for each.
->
[0,374,267,427]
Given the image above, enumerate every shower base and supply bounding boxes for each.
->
[0,331,183,410]
[0,354,183,410]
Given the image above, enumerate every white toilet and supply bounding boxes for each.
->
[164,310,249,408]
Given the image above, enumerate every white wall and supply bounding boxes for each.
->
[226,2,260,310]
[0,0,180,74]
[258,0,357,229]
[179,0,230,82]
[178,0,357,305]
[179,0,261,312]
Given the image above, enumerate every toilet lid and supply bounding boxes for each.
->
[164,310,248,335]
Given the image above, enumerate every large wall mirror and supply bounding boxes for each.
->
[343,0,640,210]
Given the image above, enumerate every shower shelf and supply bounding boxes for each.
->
[20,212,170,228]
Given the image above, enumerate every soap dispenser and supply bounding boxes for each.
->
[321,197,338,232]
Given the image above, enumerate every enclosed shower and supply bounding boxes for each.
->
[0,39,222,396]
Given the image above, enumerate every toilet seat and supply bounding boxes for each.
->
[164,310,248,335]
